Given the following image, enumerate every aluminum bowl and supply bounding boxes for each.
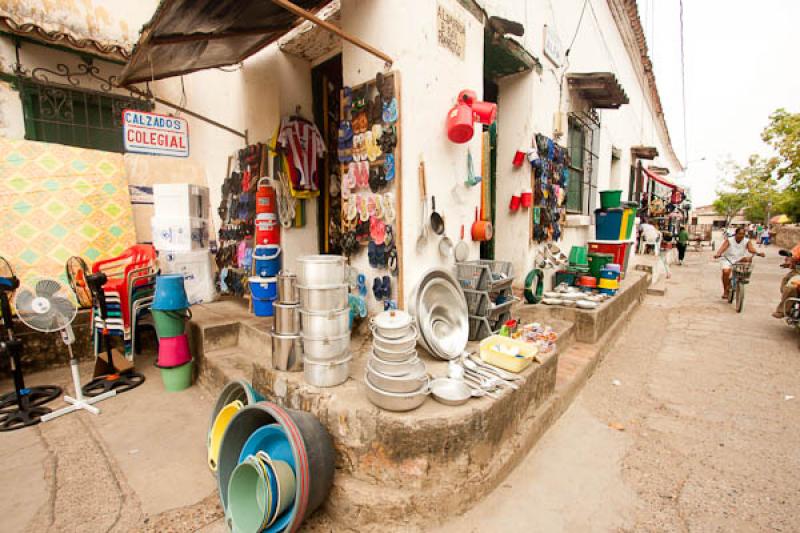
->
[372,324,418,353]
[304,354,351,388]
[416,276,468,360]
[368,352,420,376]
[372,343,417,362]
[296,255,346,286]
[430,378,472,406]
[297,284,348,312]
[366,358,427,393]
[300,308,350,338]
[302,332,350,361]
[364,373,429,412]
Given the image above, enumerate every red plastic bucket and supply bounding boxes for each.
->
[158,333,192,368]
[471,100,497,124]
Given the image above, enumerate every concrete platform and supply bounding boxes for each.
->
[189,298,574,529]
[514,269,650,343]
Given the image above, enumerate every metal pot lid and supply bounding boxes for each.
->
[372,309,413,331]
[297,255,345,264]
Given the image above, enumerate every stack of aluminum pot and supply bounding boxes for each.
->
[296,255,351,387]
[271,271,302,371]
[364,310,429,411]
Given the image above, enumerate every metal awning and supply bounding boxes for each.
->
[119,0,392,86]
[567,72,629,109]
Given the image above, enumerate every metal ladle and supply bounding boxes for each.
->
[416,161,429,252]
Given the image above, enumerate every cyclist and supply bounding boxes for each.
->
[713,227,765,299]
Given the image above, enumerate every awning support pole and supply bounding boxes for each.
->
[270,0,394,65]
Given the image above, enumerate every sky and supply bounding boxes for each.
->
[637,0,800,206]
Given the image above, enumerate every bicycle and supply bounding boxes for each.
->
[729,259,755,313]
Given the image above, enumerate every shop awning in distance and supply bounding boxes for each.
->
[118,0,331,85]
[631,145,659,160]
[643,167,683,192]
[566,72,629,109]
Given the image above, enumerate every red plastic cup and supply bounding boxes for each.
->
[512,150,526,167]
[158,334,192,368]
[509,195,521,212]
[521,189,533,208]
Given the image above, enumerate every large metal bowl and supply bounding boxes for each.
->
[409,270,468,360]
[364,373,429,411]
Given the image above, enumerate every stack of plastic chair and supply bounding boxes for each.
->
[91,244,158,360]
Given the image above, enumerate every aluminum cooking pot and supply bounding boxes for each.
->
[302,332,350,361]
[273,302,300,335]
[364,373,429,412]
[372,324,418,354]
[300,308,350,338]
[272,333,302,372]
[368,352,421,377]
[366,358,427,393]
[304,354,351,388]
[277,271,298,304]
[296,255,346,286]
[297,284,349,312]
[370,309,414,339]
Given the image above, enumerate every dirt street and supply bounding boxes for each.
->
[436,248,800,532]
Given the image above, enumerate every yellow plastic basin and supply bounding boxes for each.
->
[207,400,244,471]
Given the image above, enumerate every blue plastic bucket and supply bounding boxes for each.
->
[599,268,619,281]
[595,208,624,241]
[254,245,282,278]
[152,274,190,311]
[253,297,276,317]
[249,277,278,300]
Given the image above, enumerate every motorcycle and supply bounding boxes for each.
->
[778,249,800,330]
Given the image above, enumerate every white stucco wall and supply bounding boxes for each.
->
[482,0,681,289]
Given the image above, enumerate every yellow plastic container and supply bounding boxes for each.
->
[479,335,539,373]
[598,278,619,290]
[207,400,244,471]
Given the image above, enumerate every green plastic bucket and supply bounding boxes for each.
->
[152,308,191,338]
[568,245,588,267]
[588,253,615,279]
[158,359,193,392]
[599,190,623,209]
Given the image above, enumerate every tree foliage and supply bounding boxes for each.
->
[713,109,800,223]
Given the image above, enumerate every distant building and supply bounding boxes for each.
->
[690,205,748,228]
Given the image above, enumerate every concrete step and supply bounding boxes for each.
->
[647,276,667,296]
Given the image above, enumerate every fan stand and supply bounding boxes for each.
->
[0,278,62,432]
[81,272,145,398]
[41,328,116,422]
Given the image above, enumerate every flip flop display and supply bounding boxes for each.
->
[382,98,398,124]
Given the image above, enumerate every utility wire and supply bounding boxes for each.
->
[679,0,689,167]
[567,0,591,52]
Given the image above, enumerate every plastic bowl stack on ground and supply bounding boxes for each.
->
[207,380,265,472]
[216,401,335,533]
[296,255,351,387]
[365,309,429,411]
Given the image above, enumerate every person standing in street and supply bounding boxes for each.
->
[677,226,690,265]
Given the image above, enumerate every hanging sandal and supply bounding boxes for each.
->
[383,153,395,182]
[383,192,395,222]
[373,277,383,300]
[384,224,394,248]
[382,97,398,124]
[370,216,386,245]
[368,241,378,268]
[387,246,398,274]
[373,194,384,220]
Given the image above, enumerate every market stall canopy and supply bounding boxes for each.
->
[643,167,683,192]
[566,72,629,109]
[119,0,391,86]
[770,214,791,224]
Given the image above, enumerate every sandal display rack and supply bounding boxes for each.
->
[456,260,515,341]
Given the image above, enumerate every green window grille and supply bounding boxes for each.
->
[18,79,152,153]
[566,112,600,214]
[566,118,585,212]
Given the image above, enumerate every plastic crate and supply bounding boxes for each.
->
[486,298,515,321]
[463,289,489,315]
[456,260,514,292]
[468,315,496,342]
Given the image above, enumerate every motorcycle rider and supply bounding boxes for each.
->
[772,242,800,319]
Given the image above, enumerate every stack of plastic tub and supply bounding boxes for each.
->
[598,266,620,295]
[296,255,351,387]
[592,192,637,278]
[152,274,194,391]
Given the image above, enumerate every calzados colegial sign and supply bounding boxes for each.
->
[123,109,189,157]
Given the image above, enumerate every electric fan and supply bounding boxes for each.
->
[15,279,116,421]
[66,256,93,309]
[0,257,62,431]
